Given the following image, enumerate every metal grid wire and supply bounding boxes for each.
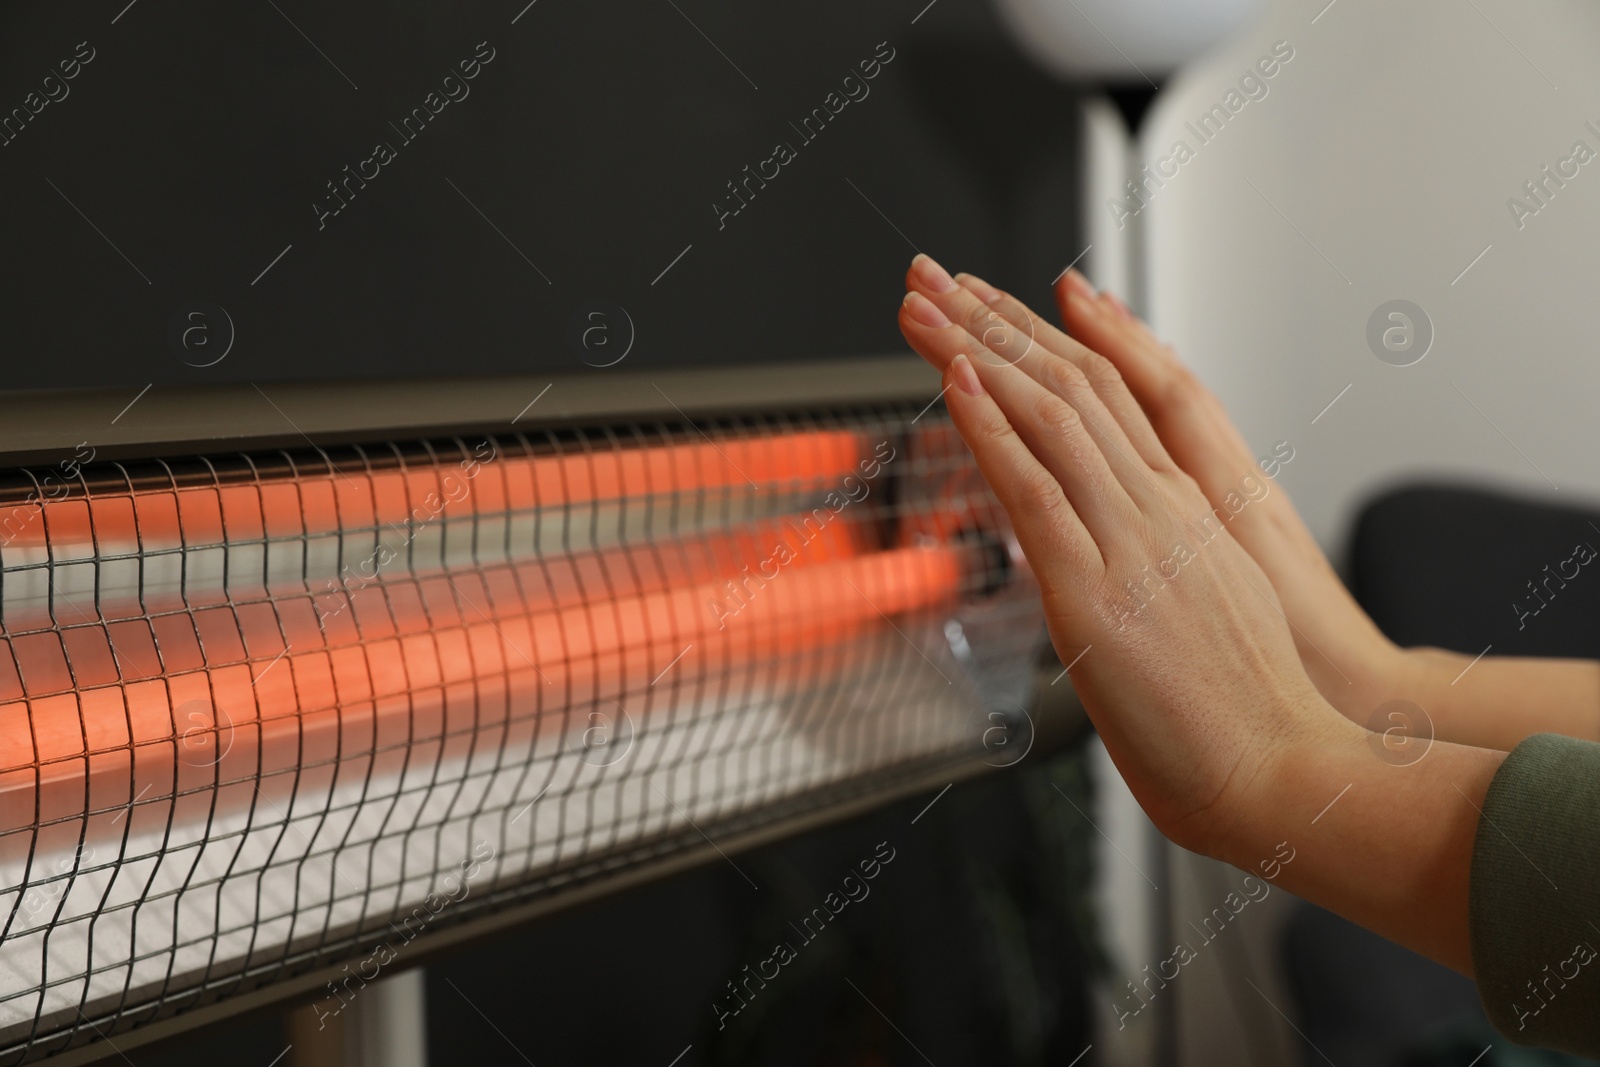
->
[0,404,1043,1062]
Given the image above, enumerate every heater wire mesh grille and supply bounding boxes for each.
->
[0,404,1043,1063]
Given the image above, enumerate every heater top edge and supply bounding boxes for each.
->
[0,355,939,466]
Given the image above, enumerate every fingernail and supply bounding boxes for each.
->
[950,352,985,397]
[1063,269,1097,302]
[912,253,957,293]
[1105,292,1134,320]
[903,290,951,329]
[956,272,1004,305]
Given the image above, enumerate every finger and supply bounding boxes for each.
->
[951,270,1177,475]
[1103,290,1135,322]
[1056,270,1205,432]
[1056,272,1264,496]
[938,352,1103,580]
[905,256,1166,518]
[906,255,1039,368]
[899,289,1142,546]
[1055,270,1171,373]
[1054,277,1334,601]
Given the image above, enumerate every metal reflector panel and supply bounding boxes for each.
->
[0,404,1043,1063]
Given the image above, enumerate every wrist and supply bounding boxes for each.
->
[1204,697,1503,974]
[1393,645,1465,701]
[1204,694,1367,872]
[1310,630,1409,724]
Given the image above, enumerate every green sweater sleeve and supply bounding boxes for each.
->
[1471,732,1600,1054]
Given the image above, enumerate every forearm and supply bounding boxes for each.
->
[1213,714,1505,976]
[1397,648,1600,751]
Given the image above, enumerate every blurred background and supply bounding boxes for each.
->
[6,0,1600,1064]
[0,0,1081,385]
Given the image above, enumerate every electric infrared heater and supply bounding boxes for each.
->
[0,362,1072,1063]
[0,1,1092,1060]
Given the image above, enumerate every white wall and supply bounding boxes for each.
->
[1134,0,1600,558]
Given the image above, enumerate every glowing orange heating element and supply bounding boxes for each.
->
[0,432,867,554]
[0,430,968,846]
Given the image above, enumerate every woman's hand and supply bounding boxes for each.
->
[895,254,1506,975]
[895,253,1355,855]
